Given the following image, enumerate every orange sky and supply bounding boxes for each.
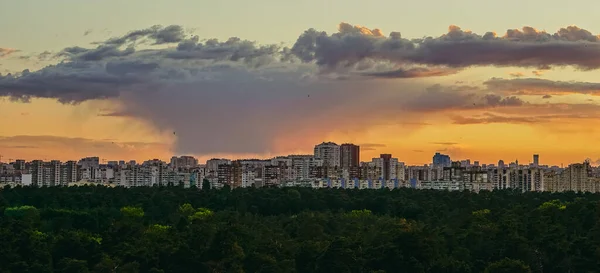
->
[1,94,599,166]
[3,20,600,166]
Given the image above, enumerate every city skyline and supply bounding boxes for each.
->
[0,140,585,168]
[3,1,600,165]
[2,143,598,193]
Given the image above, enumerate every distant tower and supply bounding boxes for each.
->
[340,144,360,169]
[533,154,539,166]
[314,142,341,167]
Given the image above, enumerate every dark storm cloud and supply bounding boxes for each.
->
[484,77,600,95]
[0,62,143,103]
[167,36,282,67]
[291,23,600,70]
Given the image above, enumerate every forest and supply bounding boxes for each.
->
[1,184,600,273]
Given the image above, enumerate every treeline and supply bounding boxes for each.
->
[1,186,600,272]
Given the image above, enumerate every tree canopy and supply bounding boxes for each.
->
[0,185,599,272]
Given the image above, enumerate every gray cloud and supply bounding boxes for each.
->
[1,23,597,157]
[484,77,600,95]
[102,25,185,46]
[361,67,460,78]
[403,84,526,112]
[97,111,135,117]
[291,23,600,70]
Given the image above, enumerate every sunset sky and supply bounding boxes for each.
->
[2,0,600,165]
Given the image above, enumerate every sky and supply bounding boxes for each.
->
[2,0,600,166]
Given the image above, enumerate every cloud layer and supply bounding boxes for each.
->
[292,23,600,71]
[1,23,600,157]
[485,77,600,96]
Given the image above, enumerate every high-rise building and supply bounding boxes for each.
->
[314,142,340,167]
[78,157,100,169]
[340,143,360,176]
[533,154,539,166]
[371,154,399,181]
[433,153,451,167]
[170,156,198,169]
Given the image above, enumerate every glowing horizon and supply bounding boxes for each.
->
[2,1,600,166]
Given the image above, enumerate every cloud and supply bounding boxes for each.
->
[1,23,599,157]
[97,111,135,117]
[484,77,600,96]
[84,29,93,36]
[362,67,460,78]
[431,142,458,146]
[0,48,18,58]
[403,84,526,112]
[102,25,186,46]
[451,112,598,125]
[0,25,423,155]
[542,94,552,99]
[509,72,525,78]
[532,70,544,76]
[291,23,600,71]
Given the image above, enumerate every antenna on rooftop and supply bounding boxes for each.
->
[0,154,3,163]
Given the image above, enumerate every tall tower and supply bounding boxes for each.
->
[340,144,360,169]
[314,142,341,167]
[533,154,539,166]
[380,154,392,181]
